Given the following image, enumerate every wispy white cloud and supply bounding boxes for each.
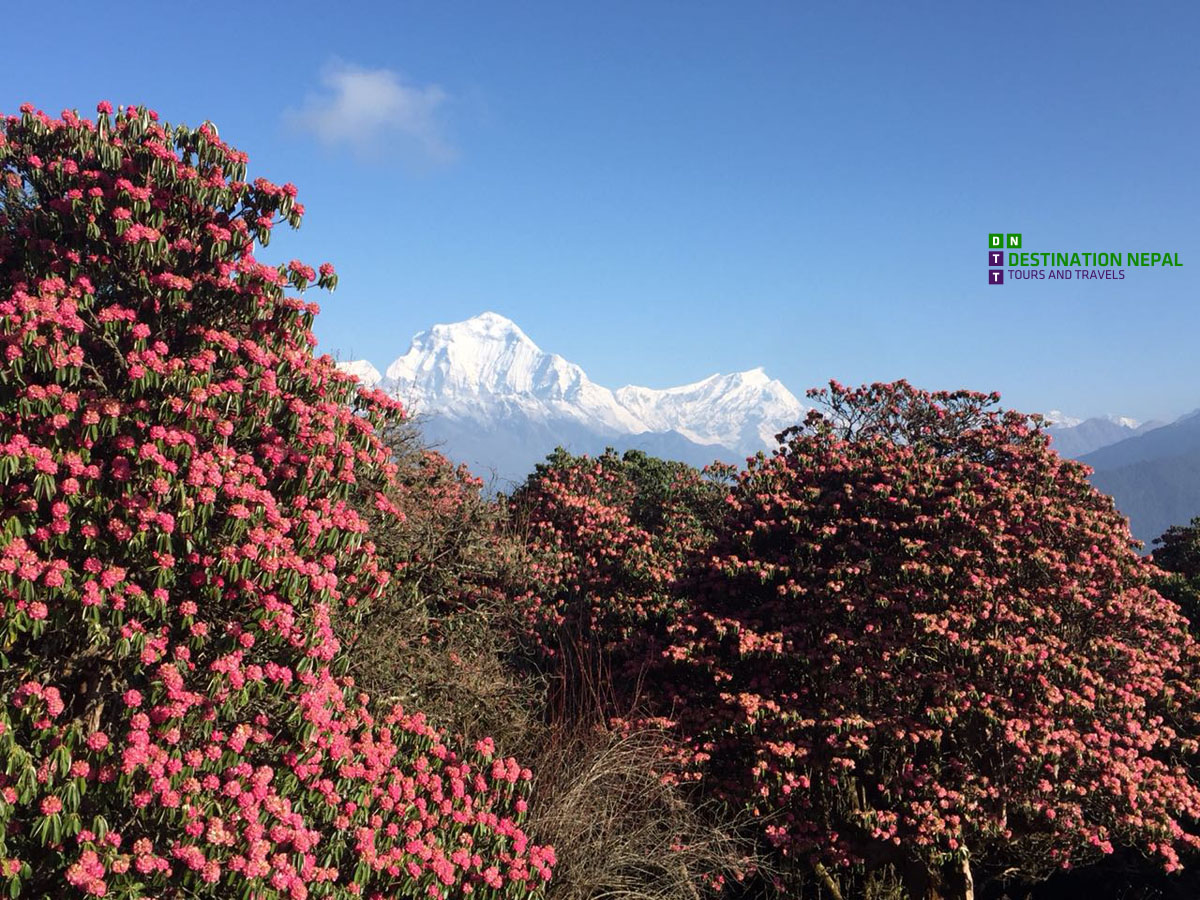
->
[286,61,456,165]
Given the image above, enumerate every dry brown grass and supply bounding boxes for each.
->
[522,723,754,900]
[348,574,547,749]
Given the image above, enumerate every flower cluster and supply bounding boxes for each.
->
[508,449,727,701]
[651,382,1200,888]
[0,103,550,898]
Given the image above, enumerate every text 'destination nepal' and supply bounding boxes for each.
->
[986,233,1182,284]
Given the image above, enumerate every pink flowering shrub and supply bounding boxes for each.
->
[651,382,1200,897]
[0,103,551,898]
[508,449,728,718]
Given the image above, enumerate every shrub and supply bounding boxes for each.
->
[508,448,728,720]
[656,382,1200,898]
[0,103,550,898]
[505,449,753,899]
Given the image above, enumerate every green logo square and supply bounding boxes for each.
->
[989,233,1004,249]
[1006,233,1022,249]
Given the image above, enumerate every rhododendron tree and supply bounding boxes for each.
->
[0,103,552,898]
[656,382,1200,899]
[502,449,757,899]
[508,448,728,719]
[1153,517,1200,632]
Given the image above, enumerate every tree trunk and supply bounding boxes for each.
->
[951,854,975,900]
[811,860,844,900]
[900,854,975,900]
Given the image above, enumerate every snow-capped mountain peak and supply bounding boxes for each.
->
[1043,409,1082,428]
[334,313,814,480]
[379,312,648,433]
[384,311,539,391]
[1106,414,1142,430]
[616,368,807,448]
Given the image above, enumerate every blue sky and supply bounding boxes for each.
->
[4,1,1198,420]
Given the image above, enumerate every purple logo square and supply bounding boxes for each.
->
[989,250,1004,266]
[988,269,1004,285]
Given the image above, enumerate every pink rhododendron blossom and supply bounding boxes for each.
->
[0,102,549,899]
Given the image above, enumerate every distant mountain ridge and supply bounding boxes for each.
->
[1080,410,1200,470]
[1080,411,1200,545]
[1043,413,1161,459]
[335,313,1200,540]
[339,312,810,486]
[616,368,807,449]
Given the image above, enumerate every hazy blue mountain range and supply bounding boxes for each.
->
[1043,412,1161,458]
[1079,411,1200,470]
[1080,412,1200,545]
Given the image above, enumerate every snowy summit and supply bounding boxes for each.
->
[337,312,811,482]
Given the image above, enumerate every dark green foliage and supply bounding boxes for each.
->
[1153,517,1200,631]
